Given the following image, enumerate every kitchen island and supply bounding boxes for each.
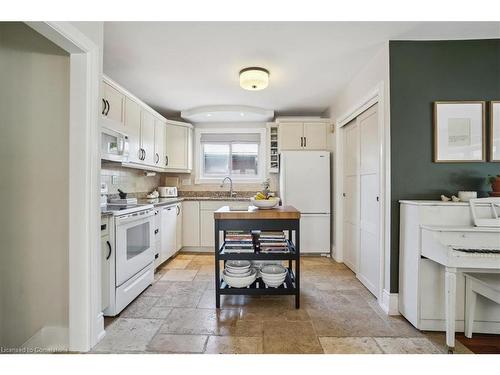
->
[214,205,301,308]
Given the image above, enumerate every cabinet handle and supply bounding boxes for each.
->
[106,240,112,260]
[155,153,159,164]
[176,205,180,216]
[304,137,307,147]
[101,99,107,115]
[154,229,159,234]
[140,148,145,160]
[165,155,169,166]
[300,137,303,147]
[105,99,110,116]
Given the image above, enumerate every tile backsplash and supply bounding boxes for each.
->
[101,162,279,197]
[101,162,160,196]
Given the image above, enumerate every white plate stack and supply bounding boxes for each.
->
[222,260,257,288]
[260,264,288,288]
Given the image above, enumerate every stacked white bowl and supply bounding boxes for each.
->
[222,260,257,288]
[260,264,287,288]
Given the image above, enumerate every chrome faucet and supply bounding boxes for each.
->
[220,176,236,197]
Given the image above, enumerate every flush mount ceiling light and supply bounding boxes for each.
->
[239,67,269,91]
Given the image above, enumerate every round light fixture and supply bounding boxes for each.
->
[239,67,269,91]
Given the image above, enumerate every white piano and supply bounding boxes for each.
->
[399,200,500,351]
[421,224,500,349]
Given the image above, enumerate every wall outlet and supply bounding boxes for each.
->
[182,178,192,186]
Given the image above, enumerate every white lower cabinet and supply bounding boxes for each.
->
[101,224,111,312]
[160,205,177,263]
[175,203,183,251]
[182,201,200,248]
[199,201,251,250]
[200,210,215,248]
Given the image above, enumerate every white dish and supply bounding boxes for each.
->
[263,279,285,288]
[222,269,256,288]
[225,266,251,275]
[250,197,280,209]
[260,264,287,276]
[224,269,252,278]
[226,260,251,268]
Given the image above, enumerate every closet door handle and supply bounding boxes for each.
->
[106,241,112,260]
[105,100,110,115]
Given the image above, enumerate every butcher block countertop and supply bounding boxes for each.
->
[214,205,300,220]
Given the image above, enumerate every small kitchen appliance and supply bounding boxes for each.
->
[159,186,178,197]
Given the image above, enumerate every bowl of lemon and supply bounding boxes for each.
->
[250,180,280,209]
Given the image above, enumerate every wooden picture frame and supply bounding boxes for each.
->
[490,101,500,162]
[433,101,486,163]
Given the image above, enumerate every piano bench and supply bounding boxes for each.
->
[464,273,500,339]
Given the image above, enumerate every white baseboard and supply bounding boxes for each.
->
[95,312,106,345]
[22,326,68,352]
[380,289,399,315]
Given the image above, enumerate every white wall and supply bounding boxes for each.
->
[327,42,391,295]
[0,22,70,348]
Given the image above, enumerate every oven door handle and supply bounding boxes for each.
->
[116,210,154,225]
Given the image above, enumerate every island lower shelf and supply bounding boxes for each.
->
[219,268,297,295]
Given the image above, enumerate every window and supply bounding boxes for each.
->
[198,131,264,181]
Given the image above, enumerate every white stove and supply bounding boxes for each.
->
[102,201,155,316]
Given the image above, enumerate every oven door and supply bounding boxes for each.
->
[115,209,154,286]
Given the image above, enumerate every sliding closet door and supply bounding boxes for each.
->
[342,119,359,272]
[358,104,380,297]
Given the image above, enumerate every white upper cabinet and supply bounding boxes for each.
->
[303,122,328,150]
[165,121,193,172]
[140,110,155,166]
[279,122,303,150]
[102,81,125,130]
[124,97,142,163]
[101,76,192,172]
[277,119,330,151]
[154,119,166,168]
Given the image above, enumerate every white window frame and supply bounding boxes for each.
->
[194,128,267,184]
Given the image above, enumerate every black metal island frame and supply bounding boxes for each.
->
[214,205,301,309]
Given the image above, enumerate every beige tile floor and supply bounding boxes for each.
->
[92,253,472,354]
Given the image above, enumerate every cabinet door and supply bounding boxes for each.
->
[103,82,125,127]
[187,127,193,171]
[160,205,177,262]
[278,122,303,150]
[182,201,200,247]
[124,97,142,163]
[200,210,215,248]
[154,119,166,168]
[166,124,187,169]
[101,236,111,311]
[176,203,183,251]
[141,110,156,166]
[303,122,328,150]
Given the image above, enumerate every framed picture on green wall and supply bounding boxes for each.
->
[490,101,500,162]
[433,101,486,162]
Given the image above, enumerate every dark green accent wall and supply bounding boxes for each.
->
[389,39,500,293]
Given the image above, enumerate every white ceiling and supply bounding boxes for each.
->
[103,22,499,117]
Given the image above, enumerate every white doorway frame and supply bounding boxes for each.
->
[25,22,102,351]
[334,81,393,312]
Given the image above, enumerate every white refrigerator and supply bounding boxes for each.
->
[279,151,331,254]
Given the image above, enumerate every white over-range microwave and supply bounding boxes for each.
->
[101,126,129,162]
